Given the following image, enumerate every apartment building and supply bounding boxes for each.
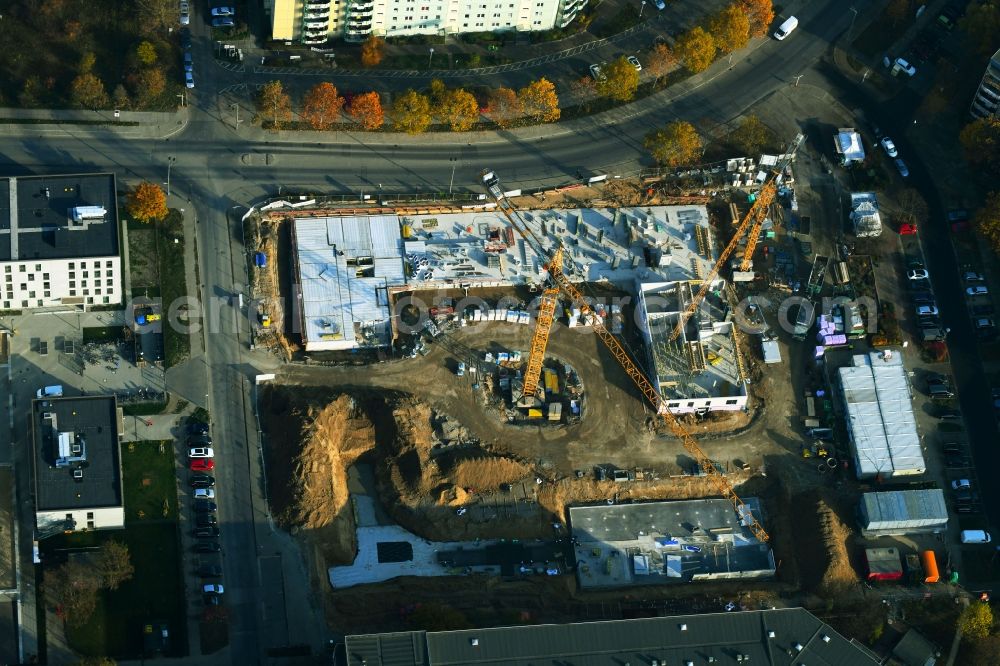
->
[970,47,1000,119]
[0,174,122,311]
[265,0,584,43]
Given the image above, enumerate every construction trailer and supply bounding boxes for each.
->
[865,547,903,582]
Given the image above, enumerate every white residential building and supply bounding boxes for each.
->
[265,0,582,43]
[970,47,1000,119]
[0,174,122,311]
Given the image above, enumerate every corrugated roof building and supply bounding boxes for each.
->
[343,608,881,666]
[292,215,406,351]
[859,489,948,537]
[838,350,925,479]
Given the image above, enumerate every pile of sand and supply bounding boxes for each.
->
[450,457,533,490]
[284,395,376,530]
[816,498,858,594]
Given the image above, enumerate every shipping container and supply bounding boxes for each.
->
[865,547,903,582]
[921,550,939,583]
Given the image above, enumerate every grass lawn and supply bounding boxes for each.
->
[154,210,190,369]
[51,441,186,658]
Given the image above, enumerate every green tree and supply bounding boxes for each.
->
[709,3,751,53]
[959,117,1000,173]
[644,120,703,167]
[517,78,560,123]
[70,73,110,109]
[958,602,994,641]
[974,191,1000,254]
[136,41,158,65]
[391,89,433,134]
[675,26,717,73]
[729,114,776,155]
[739,0,774,37]
[960,2,1000,56]
[257,80,293,130]
[596,55,640,102]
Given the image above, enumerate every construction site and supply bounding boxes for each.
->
[248,130,965,637]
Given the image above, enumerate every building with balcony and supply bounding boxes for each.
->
[970,47,1000,119]
[265,0,568,42]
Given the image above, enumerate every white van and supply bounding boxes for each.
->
[774,16,798,40]
[960,530,992,544]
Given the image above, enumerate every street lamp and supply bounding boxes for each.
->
[166,156,176,196]
[792,74,803,87]
[639,0,646,17]
[848,6,858,36]
[448,157,458,196]
[230,103,240,131]
[429,47,434,68]
[176,93,186,108]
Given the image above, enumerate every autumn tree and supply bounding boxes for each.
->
[646,43,677,85]
[257,80,293,130]
[438,87,479,132]
[136,41,158,65]
[76,658,117,666]
[485,87,522,128]
[136,68,166,107]
[48,561,101,627]
[97,540,134,591]
[958,602,995,640]
[675,26,717,73]
[709,3,751,53]
[391,89,433,134]
[895,188,929,227]
[959,117,1000,174]
[518,78,560,123]
[644,120,703,167]
[70,73,110,109]
[728,114,776,155]
[974,191,1000,254]
[126,182,169,222]
[78,52,96,75]
[348,91,384,130]
[360,35,386,68]
[960,2,1000,56]
[597,55,640,102]
[137,0,179,33]
[302,82,345,130]
[739,0,774,38]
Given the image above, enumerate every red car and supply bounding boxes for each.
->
[190,458,215,472]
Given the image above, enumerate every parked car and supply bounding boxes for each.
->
[204,584,225,594]
[975,318,995,329]
[916,305,939,316]
[188,422,210,436]
[196,513,218,527]
[627,55,641,71]
[930,385,955,399]
[653,0,665,9]
[180,1,190,25]
[184,52,193,73]
[589,64,605,81]
[193,488,215,499]
[180,28,192,50]
[936,409,961,420]
[189,447,214,459]
[198,564,223,578]
[880,137,898,157]
[194,499,218,513]
[211,6,235,15]
[194,526,220,538]
[194,541,222,553]
[963,271,984,282]
[894,57,917,76]
[190,458,215,472]
[951,479,971,490]
[895,158,910,177]
[185,71,195,89]
[967,285,989,296]
[190,474,215,488]
[456,361,465,377]
[211,17,235,27]
[188,434,213,446]
[913,295,936,306]
[907,268,929,280]
[204,592,222,605]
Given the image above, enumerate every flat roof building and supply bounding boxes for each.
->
[343,608,881,666]
[0,174,122,311]
[859,489,948,537]
[569,499,773,588]
[971,47,1000,119]
[31,396,125,534]
[291,214,406,351]
[838,350,924,479]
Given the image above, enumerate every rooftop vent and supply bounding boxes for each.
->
[679,624,687,631]
[768,631,776,638]
[72,469,83,480]
[470,638,479,647]
[795,643,804,651]
[822,634,831,643]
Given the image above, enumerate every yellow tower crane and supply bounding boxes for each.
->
[481,170,769,542]
[669,133,804,342]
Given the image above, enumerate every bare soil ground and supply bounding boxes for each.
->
[127,227,157,289]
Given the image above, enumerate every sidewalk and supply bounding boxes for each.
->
[0,107,189,139]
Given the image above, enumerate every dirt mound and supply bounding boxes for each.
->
[450,457,533,489]
[816,498,857,594]
[284,395,376,530]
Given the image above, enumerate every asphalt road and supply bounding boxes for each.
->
[0,0,871,661]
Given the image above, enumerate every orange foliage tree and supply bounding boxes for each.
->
[360,35,386,67]
[675,26,717,73]
[709,2,751,53]
[517,78,560,123]
[485,87,522,128]
[70,73,109,109]
[302,82,345,130]
[739,0,775,38]
[126,181,168,223]
[348,92,385,130]
[646,43,677,85]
